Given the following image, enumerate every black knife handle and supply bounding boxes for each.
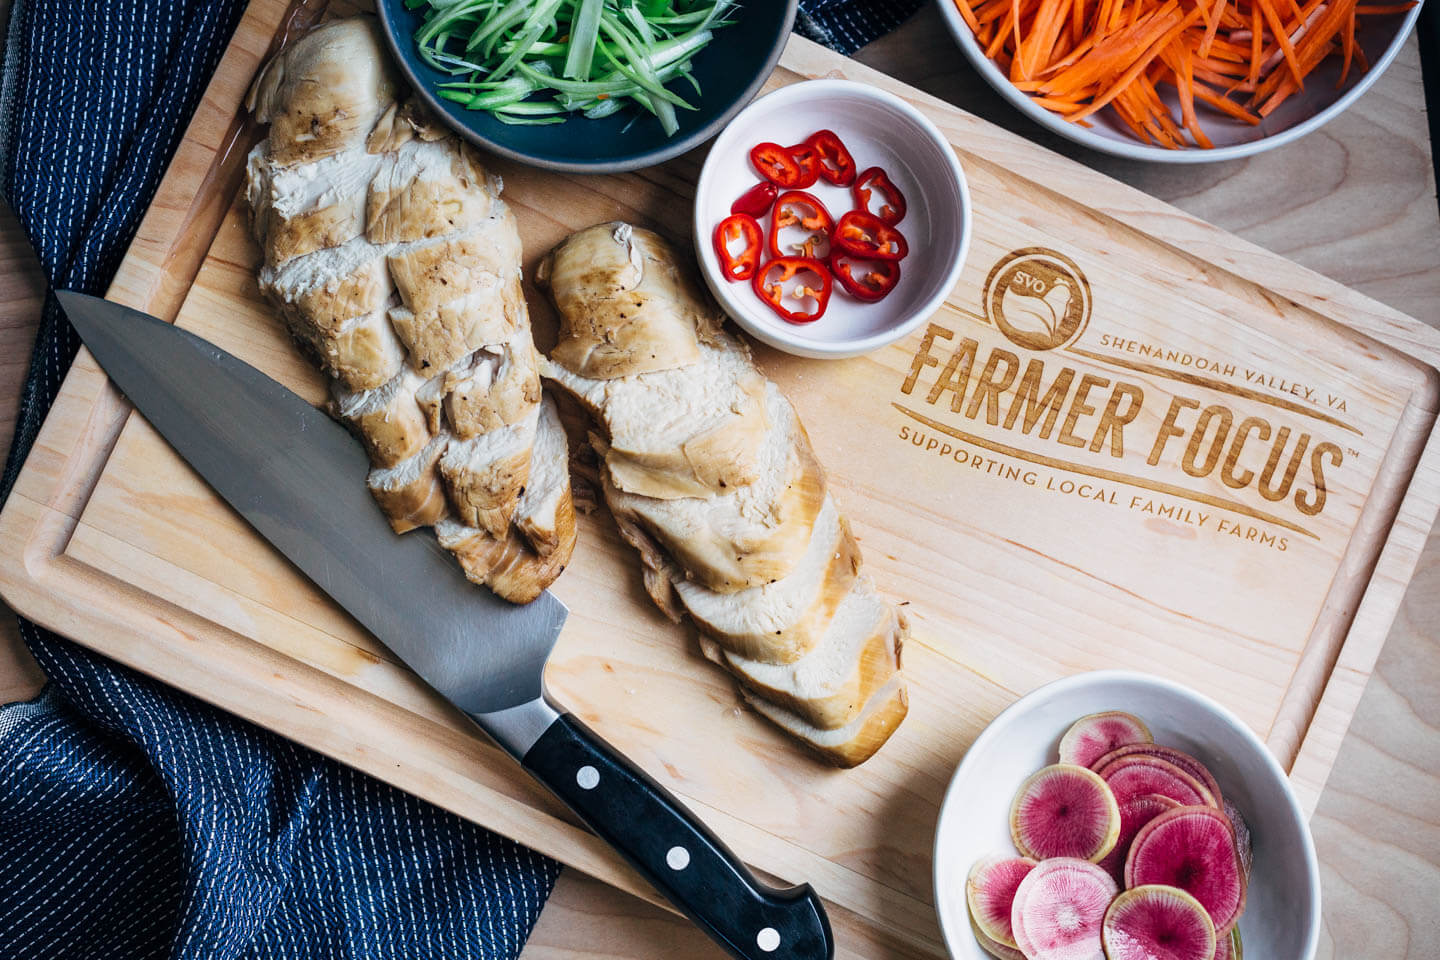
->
[523,712,834,960]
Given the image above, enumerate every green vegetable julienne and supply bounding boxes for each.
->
[412,0,737,137]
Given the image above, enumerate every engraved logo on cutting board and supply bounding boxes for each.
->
[986,248,1091,352]
[892,247,1364,549]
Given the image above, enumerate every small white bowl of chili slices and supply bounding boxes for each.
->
[694,79,971,359]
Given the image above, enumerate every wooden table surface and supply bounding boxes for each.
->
[2,5,1437,956]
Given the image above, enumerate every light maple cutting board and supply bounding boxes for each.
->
[3,0,1439,956]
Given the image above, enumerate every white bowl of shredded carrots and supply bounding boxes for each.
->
[936,0,1423,160]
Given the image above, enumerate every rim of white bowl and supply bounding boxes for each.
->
[694,79,972,359]
[932,668,1322,959]
[933,0,1425,163]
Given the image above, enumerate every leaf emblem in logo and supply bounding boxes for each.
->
[984,248,1092,352]
[999,280,1073,342]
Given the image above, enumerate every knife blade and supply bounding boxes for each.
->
[58,290,833,960]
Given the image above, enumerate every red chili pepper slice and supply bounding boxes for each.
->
[852,166,908,225]
[834,210,909,261]
[752,256,832,324]
[806,129,857,186]
[830,252,901,302]
[784,140,823,189]
[731,181,778,218]
[749,142,807,188]
[768,190,834,260]
[712,213,763,283]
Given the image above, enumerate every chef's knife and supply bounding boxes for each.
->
[57,290,833,960]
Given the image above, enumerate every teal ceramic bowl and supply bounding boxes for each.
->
[376,1,797,173]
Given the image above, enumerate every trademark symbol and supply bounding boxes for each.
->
[1347,448,1360,458]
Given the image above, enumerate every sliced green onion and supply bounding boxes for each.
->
[583,98,626,119]
[491,100,570,114]
[494,112,568,125]
[563,0,605,79]
[409,0,736,137]
[487,0,565,79]
[596,17,690,108]
[463,0,532,53]
[494,38,568,57]
[464,75,538,109]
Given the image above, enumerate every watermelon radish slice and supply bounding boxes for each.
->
[967,855,1038,948]
[970,915,1027,960]
[1126,806,1247,933]
[1009,764,1121,862]
[1099,756,1216,809]
[1010,858,1117,960]
[1101,885,1216,960]
[1058,711,1153,769]
[1223,798,1253,886]
[1092,744,1223,807]
[1097,793,1180,881]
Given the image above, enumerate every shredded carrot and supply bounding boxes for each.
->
[1041,33,1100,73]
[1192,81,1263,121]
[954,0,983,31]
[1202,39,1251,60]
[1012,0,1028,70]
[952,0,1412,147]
[1248,2,1263,86]
[1070,7,1202,120]
[1339,4,1356,82]
[1072,0,1088,46]
[1197,56,1251,74]
[1198,0,1228,56]
[985,6,1017,59]
[1253,0,1305,87]
[1031,95,1094,112]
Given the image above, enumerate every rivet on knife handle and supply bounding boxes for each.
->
[516,711,835,960]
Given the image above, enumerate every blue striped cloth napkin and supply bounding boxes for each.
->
[0,0,922,957]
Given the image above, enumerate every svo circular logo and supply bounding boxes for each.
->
[983,247,1092,351]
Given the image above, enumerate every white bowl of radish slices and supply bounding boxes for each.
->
[933,670,1320,960]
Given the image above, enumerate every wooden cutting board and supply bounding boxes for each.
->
[3,0,1438,956]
